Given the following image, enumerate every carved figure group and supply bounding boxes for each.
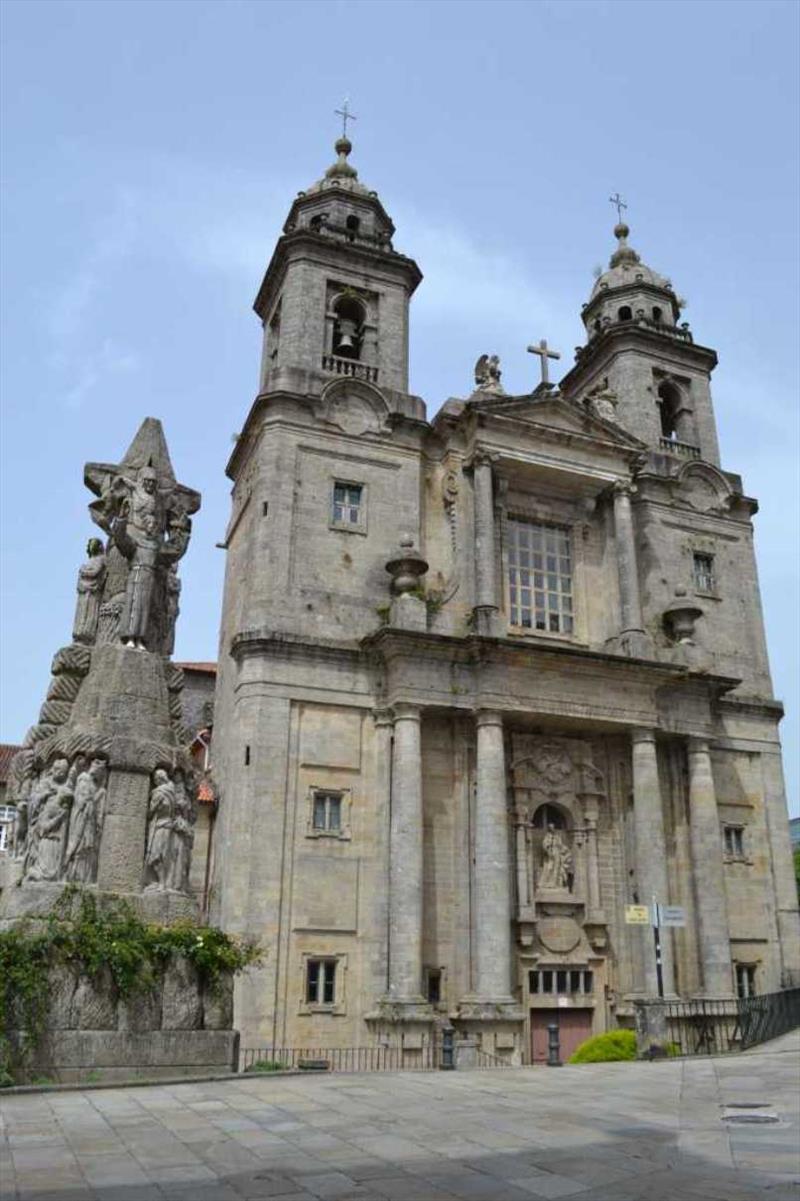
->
[143,768,196,893]
[17,756,107,885]
[539,824,573,891]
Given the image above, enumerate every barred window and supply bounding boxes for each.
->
[529,969,593,995]
[306,958,337,1005]
[693,553,715,593]
[0,805,16,853]
[735,963,757,1000]
[723,825,744,859]
[312,791,342,833]
[332,482,363,526]
[507,520,573,634]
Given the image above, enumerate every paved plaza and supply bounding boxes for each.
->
[1,1034,798,1201]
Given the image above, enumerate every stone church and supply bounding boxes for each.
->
[208,133,800,1064]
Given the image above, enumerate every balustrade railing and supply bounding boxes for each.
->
[321,355,379,383]
[659,436,700,459]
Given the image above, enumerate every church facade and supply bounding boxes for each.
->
[209,135,800,1063]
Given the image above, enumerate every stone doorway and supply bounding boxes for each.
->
[530,1008,593,1063]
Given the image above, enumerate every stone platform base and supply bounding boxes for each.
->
[0,878,199,927]
[22,1030,240,1085]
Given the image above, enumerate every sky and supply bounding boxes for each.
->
[1,0,798,814]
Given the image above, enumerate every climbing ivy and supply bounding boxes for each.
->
[0,887,261,1084]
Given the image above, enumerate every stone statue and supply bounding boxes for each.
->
[168,772,195,893]
[63,759,107,883]
[474,354,504,395]
[25,758,78,882]
[144,769,176,891]
[72,538,107,645]
[588,386,619,424]
[111,491,191,652]
[539,824,573,891]
[164,565,181,658]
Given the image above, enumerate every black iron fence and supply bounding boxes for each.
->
[665,988,800,1057]
[240,1040,441,1074]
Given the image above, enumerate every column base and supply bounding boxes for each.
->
[472,605,499,636]
[608,629,653,659]
[366,995,435,1024]
[452,997,525,1064]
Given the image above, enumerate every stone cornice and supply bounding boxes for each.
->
[560,325,718,398]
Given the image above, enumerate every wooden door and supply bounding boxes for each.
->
[530,1008,594,1063]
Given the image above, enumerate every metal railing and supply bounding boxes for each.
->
[665,988,800,1057]
[737,987,800,1050]
[240,1041,440,1074]
[321,354,379,383]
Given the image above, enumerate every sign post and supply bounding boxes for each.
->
[625,901,685,999]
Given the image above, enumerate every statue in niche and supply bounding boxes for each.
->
[539,824,573,891]
[473,353,505,395]
[167,771,195,893]
[25,758,78,882]
[63,759,107,883]
[144,768,176,891]
[72,538,107,645]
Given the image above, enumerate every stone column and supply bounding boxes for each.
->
[584,811,602,915]
[473,711,514,999]
[687,739,733,996]
[473,452,498,635]
[372,710,394,996]
[613,482,650,658]
[388,704,424,1001]
[631,728,674,996]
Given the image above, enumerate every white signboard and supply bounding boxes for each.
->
[659,905,686,928]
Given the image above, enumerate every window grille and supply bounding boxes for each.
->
[723,825,744,858]
[312,791,342,833]
[306,958,337,1005]
[529,969,593,995]
[735,963,757,999]
[332,482,363,526]
[507,520,573,634]
[693,553,715,592]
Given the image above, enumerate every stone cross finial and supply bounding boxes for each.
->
[335,98,357,138]
[609,191,627,222]
[527,339,561,386]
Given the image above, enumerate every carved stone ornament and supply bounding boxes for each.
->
[532,743,573,786]
[473,353,505,395]
[18,754,108,886]
[537,916,582,955]
[143,768,197,894]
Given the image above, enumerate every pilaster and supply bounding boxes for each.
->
[631,727,675,997]
[687,738,734,997]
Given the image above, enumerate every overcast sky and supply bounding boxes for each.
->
[1,0,798,814]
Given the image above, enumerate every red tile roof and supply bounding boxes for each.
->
[197,776,216,804]
[0,744,21,783]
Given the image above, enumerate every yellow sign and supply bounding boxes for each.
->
[625,905,651,925]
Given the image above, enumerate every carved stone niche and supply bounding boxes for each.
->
[510,735,608,954]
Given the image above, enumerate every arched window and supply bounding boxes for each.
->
[658,380,682,439]
[332,294,365,360]
[652,306,663,324]
[345,214,360,241]
[593,319,601,334]
[310,215,322,232]
[532,803,568,830]
[618,305,632,322]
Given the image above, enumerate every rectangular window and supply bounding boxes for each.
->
[507,520,573,634]
[693,553,715,593]
[312,791,342,833]
[735,964,757,1000]
[425,969,442,1005]
[332,482,363,526]
[723,825,744,858]
[0,805,16,853]
[306,958,337,1005]
[529,969,594,996]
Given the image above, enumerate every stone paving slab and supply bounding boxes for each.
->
[1,1032,798,1200]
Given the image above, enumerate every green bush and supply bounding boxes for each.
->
[0,886,261,1084]
[568,1029,637,1063]
[244,1059,286,1073]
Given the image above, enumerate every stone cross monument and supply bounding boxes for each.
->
[1,418,202,925]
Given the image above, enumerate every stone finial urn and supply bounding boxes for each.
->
[385,535,428,595]
[663,598,704,644]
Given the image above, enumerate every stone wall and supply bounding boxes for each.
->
[9,959,238,1085]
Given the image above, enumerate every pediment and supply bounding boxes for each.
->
[472,393,646,452]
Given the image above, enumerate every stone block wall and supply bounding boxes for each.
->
[9,960,238,1085]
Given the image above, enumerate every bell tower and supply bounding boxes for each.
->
[253,134,422,396]
[561,217,721,466]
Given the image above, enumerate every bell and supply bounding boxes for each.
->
[336,319,358,355]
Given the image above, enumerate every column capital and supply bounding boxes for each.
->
[471,448,499,470]
[475,709,504,730]
[631,726,657,746]
[613,479,638,500]
[391,702,421,724]
[687,735,713,755]
[373,708,394,728]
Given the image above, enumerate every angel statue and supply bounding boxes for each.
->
[474,354,505,395]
